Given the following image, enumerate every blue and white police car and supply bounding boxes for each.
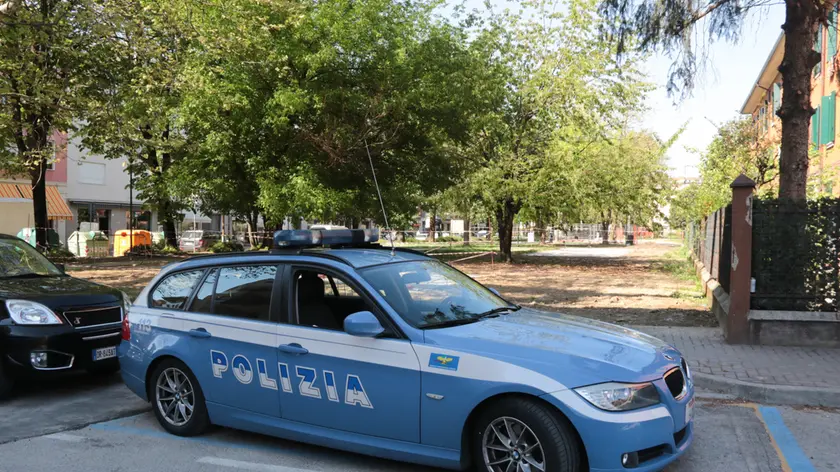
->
[118,229,694,472]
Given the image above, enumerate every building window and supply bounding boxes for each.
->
[78,161,106,185]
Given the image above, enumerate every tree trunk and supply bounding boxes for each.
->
[488,218,493,242]
[246,210,259,246]
[777,1,821,201]
[463,216,471,245]
[601,221,610,245]
[495,198,519,263]
[159,198,178,248]
[30,161,49,248]
[429,209,436,242]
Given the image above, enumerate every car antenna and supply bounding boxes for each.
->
[365,138,395,257]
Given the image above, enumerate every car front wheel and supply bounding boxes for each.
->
[473,397,581,472]
[149,359,210,436]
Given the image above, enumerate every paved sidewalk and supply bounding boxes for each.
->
[633,325,840,406]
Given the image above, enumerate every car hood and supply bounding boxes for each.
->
[0,275,121,311]
[422,308,681,387]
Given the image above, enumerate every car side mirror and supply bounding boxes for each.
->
[55,263,65,274]
[344,311,385,337]
[488,287,501,296]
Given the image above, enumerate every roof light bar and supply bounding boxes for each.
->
[273,229,379,248]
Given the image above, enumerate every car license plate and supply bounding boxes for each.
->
[92,346,117,361]
[685,396,695,424]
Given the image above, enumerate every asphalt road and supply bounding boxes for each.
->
[0,378,837,472]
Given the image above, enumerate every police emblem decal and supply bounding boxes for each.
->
[429,353,460,371]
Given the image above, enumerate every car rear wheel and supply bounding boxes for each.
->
[150,359,209,436]
[473,397,580,472]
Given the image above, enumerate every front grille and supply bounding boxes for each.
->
[664,367,686,398]
[674,425,688,446]
[63,306,122,329]
[637,444,668,464]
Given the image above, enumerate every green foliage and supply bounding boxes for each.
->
[209,241,245,253]
[669,117,779,227]
[457,0,653,260]
[0,0,115,244]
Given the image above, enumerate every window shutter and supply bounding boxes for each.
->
[821,93,836,144]
[773,83,781,114]
[812,107,821,146]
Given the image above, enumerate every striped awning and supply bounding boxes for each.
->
[0,183,73,220]
[0,183,21,199]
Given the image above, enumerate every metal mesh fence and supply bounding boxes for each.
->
[751,198,840,312]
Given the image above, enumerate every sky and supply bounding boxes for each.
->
[642,7,787,178]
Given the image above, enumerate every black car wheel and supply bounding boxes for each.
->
[149,358,209,436]
[0,362,13,400]
[472,397,581,472]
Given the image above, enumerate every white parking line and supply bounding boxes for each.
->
[43,433,85,442]
[197,457,314,472]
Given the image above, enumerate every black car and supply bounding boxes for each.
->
[0,233,129,399]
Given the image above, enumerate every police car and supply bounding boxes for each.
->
[118,229,694,472]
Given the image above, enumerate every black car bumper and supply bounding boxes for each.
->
[3,323,121,374]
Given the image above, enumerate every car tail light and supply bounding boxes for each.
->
[198,239,204,247]
[121,315,130,341]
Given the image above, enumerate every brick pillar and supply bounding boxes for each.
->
[727,174,756,344]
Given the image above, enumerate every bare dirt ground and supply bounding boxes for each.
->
[66,239,716,327]
[453,240,717,327]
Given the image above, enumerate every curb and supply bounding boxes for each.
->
[693,372,840,408]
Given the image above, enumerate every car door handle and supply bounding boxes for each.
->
[188,328,211,339]
[278,343,308,355]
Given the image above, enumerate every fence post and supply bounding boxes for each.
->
[727,174,756,344]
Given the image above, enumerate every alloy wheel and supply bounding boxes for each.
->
[482,416,546,472]
[155,367,194,426]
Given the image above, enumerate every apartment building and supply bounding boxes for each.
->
[740,23,839,195]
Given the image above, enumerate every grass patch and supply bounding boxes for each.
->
[654,246,698,282]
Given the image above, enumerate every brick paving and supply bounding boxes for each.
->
[634,326,840,389]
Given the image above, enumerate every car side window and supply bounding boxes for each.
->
[212,265,277,321]
[190,269,218,313]
[295,269,373,331]
[151,270,204,310]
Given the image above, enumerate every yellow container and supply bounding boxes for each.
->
[113,229,152,256]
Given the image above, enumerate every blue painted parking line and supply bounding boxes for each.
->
[756,406,817,472]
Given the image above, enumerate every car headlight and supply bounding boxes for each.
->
[574,381,660,411]
[5,300,64,325]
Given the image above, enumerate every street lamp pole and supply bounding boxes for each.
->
[129,159,133,256]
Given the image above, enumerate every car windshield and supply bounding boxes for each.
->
[358,260,517,329]
[0,238,63,278]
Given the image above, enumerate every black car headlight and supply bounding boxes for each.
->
[5,300,64,325]
[574,381,661,411]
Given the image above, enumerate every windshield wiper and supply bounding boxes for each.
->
[422,317,481,329]
[475,306,520,319]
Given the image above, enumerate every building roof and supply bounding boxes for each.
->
[740,33,785,115]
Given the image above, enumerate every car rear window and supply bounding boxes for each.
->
[151,270,204,310]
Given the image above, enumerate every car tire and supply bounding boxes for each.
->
[149,359,210,437]
[0,362,13,400]
[472,397,581,472]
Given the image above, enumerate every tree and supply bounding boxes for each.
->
[668,117,780,226]
[463,0,648,261]
[599,0,830,202]
[80,0,194,247]
[0,0,108,246]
